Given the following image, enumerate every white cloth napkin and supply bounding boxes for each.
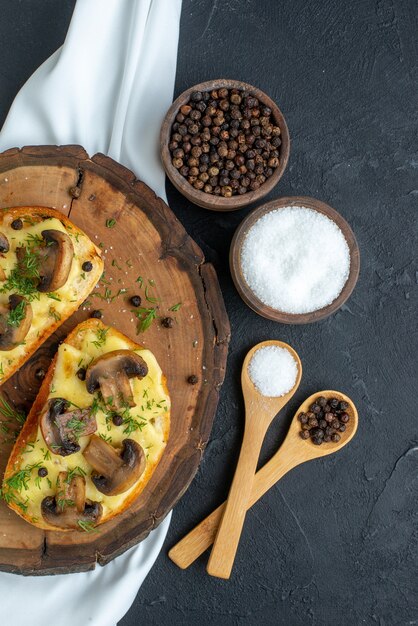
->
[0,0,182,624]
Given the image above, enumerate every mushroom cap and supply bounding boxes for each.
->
[85,349,148,411]
[0,294,33,351]
[85,350,148,393]
[83,435,146,496]
[0,232,9,253]
[37,229,74,292]
[41,472,102,530]
[40,398,97,456]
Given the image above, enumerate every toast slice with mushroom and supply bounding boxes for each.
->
[0,206,104,385]
[3,319,170,531]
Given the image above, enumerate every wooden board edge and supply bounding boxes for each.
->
[0,144,88,174]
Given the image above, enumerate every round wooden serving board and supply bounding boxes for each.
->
[0,145,230,575]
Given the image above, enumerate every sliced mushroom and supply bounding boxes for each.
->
[37,229,74,292]
[83,435,146,496]
[41,471,102,530]
[0,232,9,253]
[40,398,97,456]
[0,294,33,350]
[85,350,148,411]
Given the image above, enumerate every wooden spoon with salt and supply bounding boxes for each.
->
[206,340,302,579]
[169,388,358,573]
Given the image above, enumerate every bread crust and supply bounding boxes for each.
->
[4,319,170,531]
[0,206,104,386]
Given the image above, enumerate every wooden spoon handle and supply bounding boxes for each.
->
[206,421,266,579]
[169,442,295,571]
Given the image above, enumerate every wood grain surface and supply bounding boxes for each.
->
[0,145,230,575]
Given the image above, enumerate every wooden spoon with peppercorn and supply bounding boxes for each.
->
[169,389,358,572]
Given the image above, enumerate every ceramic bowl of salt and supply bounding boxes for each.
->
[230,196,360,324]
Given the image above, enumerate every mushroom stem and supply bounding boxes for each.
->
[98,371,135,410]
[41,472,102,530]
[83,435,146,496]
[37,229,74,292]
[83,435,124,476]
[85,349,148,412]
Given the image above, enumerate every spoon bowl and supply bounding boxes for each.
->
[241,339,302,419]
[281,389,358,461]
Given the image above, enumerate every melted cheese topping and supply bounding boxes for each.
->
[12,327,170,523]
[0,213,101,381]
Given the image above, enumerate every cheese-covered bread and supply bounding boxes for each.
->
[0,206,103,385]
[2,319,170,531]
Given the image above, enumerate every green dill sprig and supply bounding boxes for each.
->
[122,415,147,436]
[65,466,87,482]
[47,292,61,301]
[144,286,159,304]
[91,327,109,349]
[7,299,27,328]
[0,234,44,301]
[65,416,87,439]
[2,462,42,496]
[78,519,99,533]
[48,306,61,322]
[131,307,158,333]
[168,302,182,312]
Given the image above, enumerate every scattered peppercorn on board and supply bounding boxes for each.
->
[0,145,230,574]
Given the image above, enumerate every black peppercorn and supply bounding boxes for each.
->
[161,316,174,328]
[187,374,199,385]
[91,310,103,319]
[11,218,23,230]
[130,295,141,307]
[38,467,48,477]
[76,367,87,381]
[190,109,201,121]
[82,261,93,272]
[113,414,124,426]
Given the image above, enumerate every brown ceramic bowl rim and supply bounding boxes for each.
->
[230,196,360,324]
[160,79,290,211]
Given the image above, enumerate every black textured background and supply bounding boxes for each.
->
[0,1,417,625]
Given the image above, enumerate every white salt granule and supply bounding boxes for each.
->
[241,207,350,314]
[248,346,298,397]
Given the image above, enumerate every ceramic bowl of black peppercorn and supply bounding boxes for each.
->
[160,79,290,211]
